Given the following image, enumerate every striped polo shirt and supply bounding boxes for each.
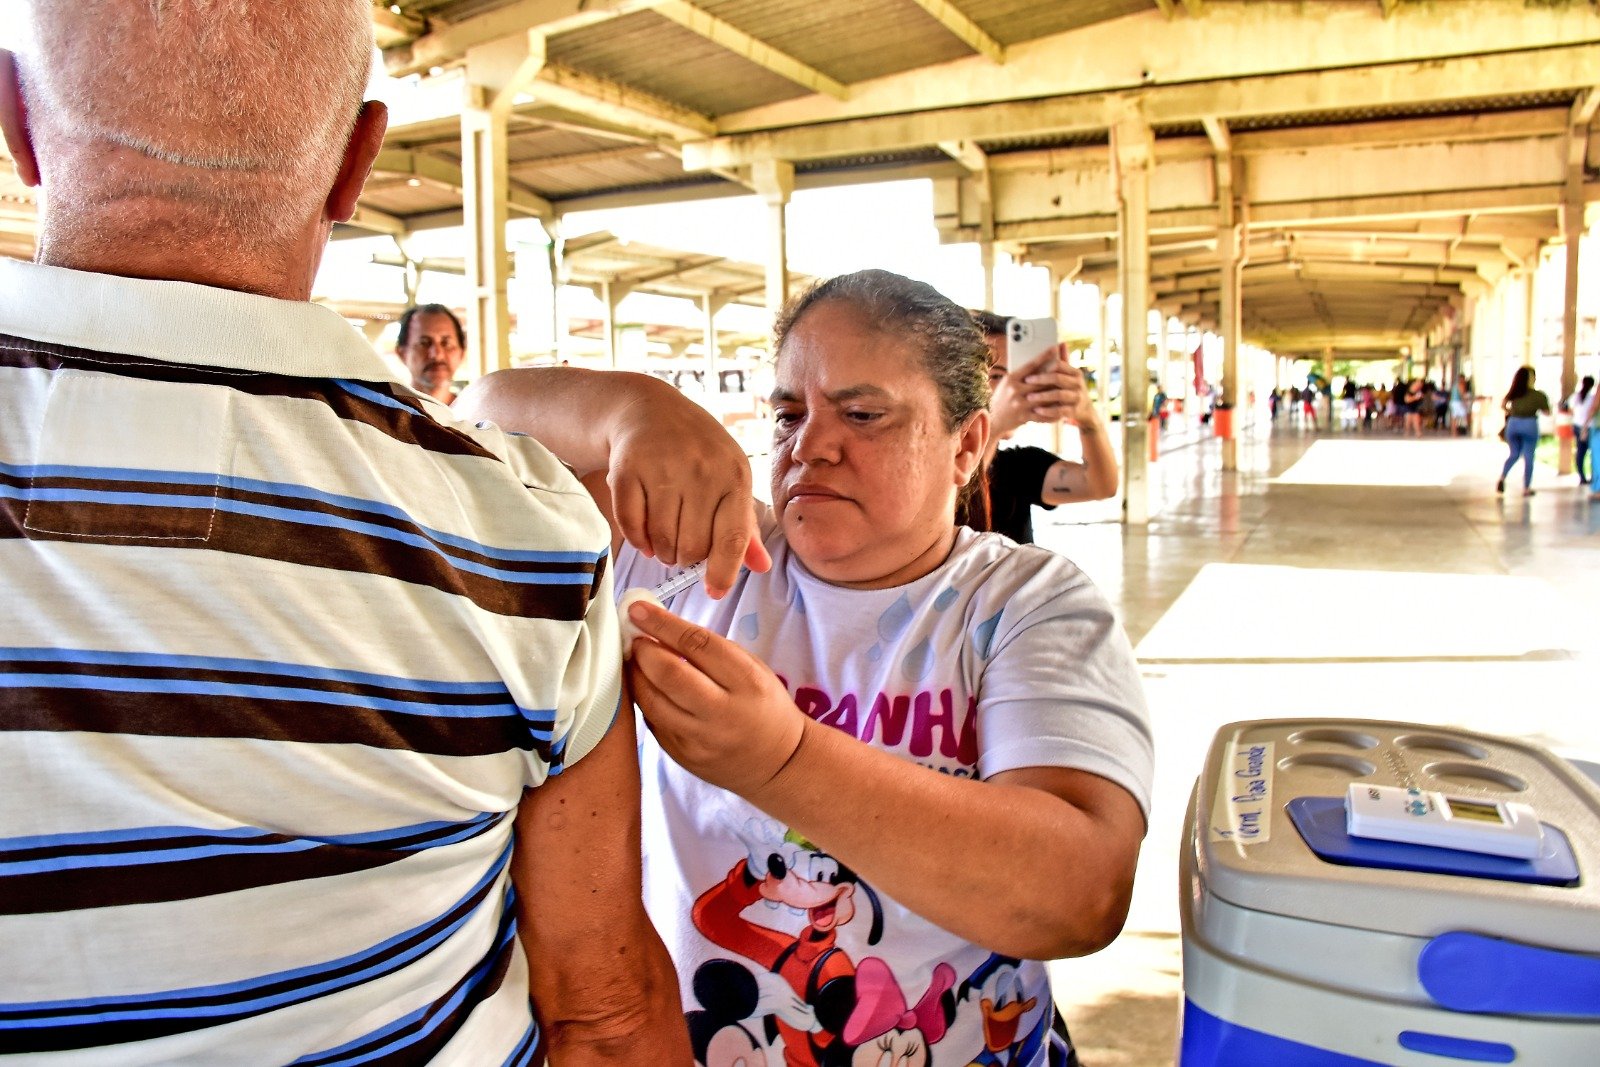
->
[0,259,622,1065]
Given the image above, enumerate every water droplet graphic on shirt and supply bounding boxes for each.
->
[877,592,914,642]
[901,636,933,682]
[867,644,882,662]
[737,613,760,641]
[974,610,1004,660]
[933,586,959,612]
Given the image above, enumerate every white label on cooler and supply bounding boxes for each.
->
[1209,741,1275,845]
[1344,783,1544,859]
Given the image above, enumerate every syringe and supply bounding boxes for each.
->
[650,559,710,601]
[619,560,713,658]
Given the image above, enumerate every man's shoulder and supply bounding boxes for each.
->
[449,416,596,506]
[0,259,403,384]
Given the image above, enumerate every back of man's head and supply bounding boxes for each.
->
[18,0,372,247]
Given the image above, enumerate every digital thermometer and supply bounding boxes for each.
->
[1345,783,1545,860]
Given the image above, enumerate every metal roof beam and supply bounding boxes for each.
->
[1572,87,1600,127]
[691,0,1600,160]
[905,0,1005,64]
[691,44,1600,170]
[1201,117,1230,154]
[385,0,671,77]
[345,203,409,238]
[529,60,716,140]
[938,140,988,174]
[652,1,849,100]
[371,4,425,49]
[373,148,554,218]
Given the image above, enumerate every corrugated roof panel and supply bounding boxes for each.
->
[689,0,967,83]
[359,178,461,217]
[550,175,734,206]
[1226,91,1578,132]
[548,11,808,116]
[523,153,692,198]
[960,0,1152,45]
[504,125,641,166]
[401,0,517,21]
[975,130,1112,154]
[795,147,952,173]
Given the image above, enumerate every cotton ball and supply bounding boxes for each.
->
[618,587,663,658]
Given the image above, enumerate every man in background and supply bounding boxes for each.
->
[397,302,468,404]
[972,311,1120,544]
[0,3,727,1062]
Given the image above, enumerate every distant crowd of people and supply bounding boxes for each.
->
[1268,376,1474,436]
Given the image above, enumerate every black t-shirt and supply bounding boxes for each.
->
[987,445,1061,545]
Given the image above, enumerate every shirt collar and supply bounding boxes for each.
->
[0,257,406,384]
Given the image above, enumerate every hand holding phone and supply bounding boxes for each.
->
[1005,317,1058,367]
[1015,348,1096,427]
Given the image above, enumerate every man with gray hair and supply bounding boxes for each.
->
[0,2,742,1063]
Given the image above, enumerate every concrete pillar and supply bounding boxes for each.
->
[1216,152,1242,469]
[1113,109,1154,526]
[391,235,423,306]
[702,291,729,394]
[752,160,795,325]
[462,35,546,379]
[1523,264,1539,367]
[1322,348,1335,431]
[1559,175,1584,473]
[1048,266,1063,453]
[1096,285,1113,426]
[599,280,631,369]
[461,85,513,378]
[545,231,562,364]
[980,242,997,313]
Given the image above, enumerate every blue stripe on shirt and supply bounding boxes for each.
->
[0,460,607,566]
[0,647,508,695]
[0,842,513,1026]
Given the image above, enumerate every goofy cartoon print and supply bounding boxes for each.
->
[691,819,883,1067]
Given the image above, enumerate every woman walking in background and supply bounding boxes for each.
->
[1497,366,1550,497]
[1449,377,1471,436]
[1402,377,1426,437]
[1566,375,1595,485]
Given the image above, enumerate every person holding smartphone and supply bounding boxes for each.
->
[971,311,1120,544]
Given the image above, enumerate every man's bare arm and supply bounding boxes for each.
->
[456,367,767,597]
[513,704,692,1066]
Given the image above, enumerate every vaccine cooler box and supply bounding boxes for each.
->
[1180,718,1600,1065]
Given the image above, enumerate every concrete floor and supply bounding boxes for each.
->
[1033,419,1600,1066]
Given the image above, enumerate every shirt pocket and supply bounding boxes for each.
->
[24,369,232,544]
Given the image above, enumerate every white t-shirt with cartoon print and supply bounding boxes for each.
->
[618,523,1153,1067]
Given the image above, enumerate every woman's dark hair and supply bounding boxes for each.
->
[396,303,467,349]
[1580,375,1595,401]
[773,270,993,532]
[969,308,1010,342]
[1505,365,1534,403]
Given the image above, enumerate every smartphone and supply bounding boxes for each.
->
[1005,317,1058,368]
